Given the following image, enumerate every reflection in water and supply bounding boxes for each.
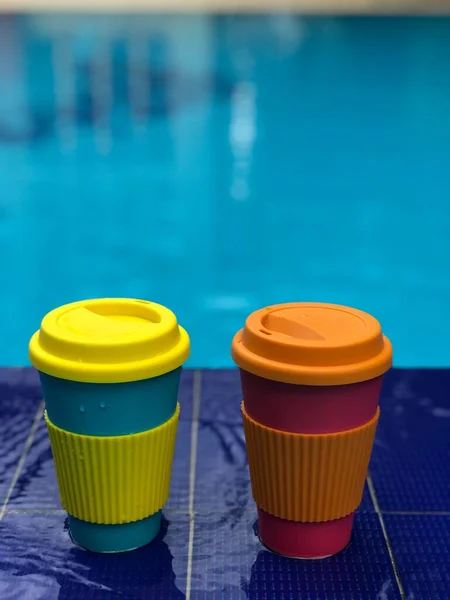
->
[0,16,234,145]
[197,421,250,511]
[1,15,450,367]
[57,517,186,599]
[188,509,258,599]
[229,81,256,203]
[185,509,405,599]
[0,16,33,142]
[0,513,186,600]
[243,515,399,600]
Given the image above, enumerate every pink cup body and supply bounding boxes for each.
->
[240,369,384,558]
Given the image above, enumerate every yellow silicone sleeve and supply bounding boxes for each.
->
[243,403,379,523]
[46,403,180,524]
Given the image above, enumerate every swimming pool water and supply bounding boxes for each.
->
[1,15,449,367]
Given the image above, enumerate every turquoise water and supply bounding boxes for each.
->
[1,15,449,368]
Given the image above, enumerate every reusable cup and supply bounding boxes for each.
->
[232,302,392,559]
[29,298,189,553]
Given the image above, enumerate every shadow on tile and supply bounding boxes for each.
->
[371,369,450,511]
[0,511,189,600]
[189,509,402,600]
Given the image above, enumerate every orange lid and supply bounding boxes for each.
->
[231,303,392,386]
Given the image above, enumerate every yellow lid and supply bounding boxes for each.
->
[29,298,190,383]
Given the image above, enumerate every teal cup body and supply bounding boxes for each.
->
[39,367,181,553]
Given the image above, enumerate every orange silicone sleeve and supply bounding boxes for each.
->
[242,403,379,523]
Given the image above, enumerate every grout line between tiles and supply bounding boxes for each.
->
[0,400,45,522]
[185,370,202,600]
[4,508,195,515]
[367,475,406,600]
[8,507,450,517]
[4,509,66,515]
[382,510,450,516]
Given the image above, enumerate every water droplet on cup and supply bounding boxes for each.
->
[80,405,85,413]
[99,402,106,409]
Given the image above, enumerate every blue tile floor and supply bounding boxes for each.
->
[1,368,449,599]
